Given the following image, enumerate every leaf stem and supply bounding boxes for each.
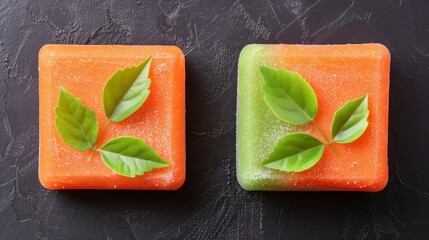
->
[86,120,111,161]
[98,120,112,145]
[86,148,95,161]
[326,141,340,157]
[311,120,339,156]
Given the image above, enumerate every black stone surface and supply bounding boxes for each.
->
[0,0,428,239]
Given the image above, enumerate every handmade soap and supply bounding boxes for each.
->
[237,44,390,191]
[39,45,186,190]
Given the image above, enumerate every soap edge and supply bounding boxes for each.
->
[38,45,55,190]
[236,44,268,191]
[168,46,186,190]
[368,43,391,192]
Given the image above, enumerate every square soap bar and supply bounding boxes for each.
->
[237,44,390,191]
[39,45,185,190]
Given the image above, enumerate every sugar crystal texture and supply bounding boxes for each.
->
[236,44,390,191]
[39,45,186,190]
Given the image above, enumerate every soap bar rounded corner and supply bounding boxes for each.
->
[368,172,389,192]
[239,44,265,60]
[39,44,54,56]
[166,171,186,190]
[39,44,58,65]
[38,172,56,191]
[371,43,391,57]
[167,45,185,59]
[236,172,257,191]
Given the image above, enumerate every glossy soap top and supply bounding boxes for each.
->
[39,45,186,190]
[237,44,390,191]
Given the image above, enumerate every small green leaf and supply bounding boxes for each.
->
[262,133,324,172]
[100,136,170,177]
[331,94,369,143]
[103,57,152,122]
[55,87,99,152]
[260,65,318,125]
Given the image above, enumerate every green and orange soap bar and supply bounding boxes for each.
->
[236,44,390,191]
[39,45,185,190]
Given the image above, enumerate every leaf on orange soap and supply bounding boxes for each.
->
[262,133,324,172]
[331,94,369,143]
[103,57,152,122]
[55,87,99,152]
[100,136,170,177]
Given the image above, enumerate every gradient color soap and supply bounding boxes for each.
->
[39,45,185,190]
[237,44,390,191]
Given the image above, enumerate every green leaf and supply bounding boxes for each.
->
[55,87,99,152]
[331,94,369,143]
[262,133,324,172]
[100,136,170,177]
[103,57,152,122]
[260,65,318,125]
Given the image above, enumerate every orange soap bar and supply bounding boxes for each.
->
[237,44,390,191]
[39,45,185,190]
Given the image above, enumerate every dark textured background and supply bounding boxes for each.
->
[0,0,428,239]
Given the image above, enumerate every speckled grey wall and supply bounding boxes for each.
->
[1,0,429,239]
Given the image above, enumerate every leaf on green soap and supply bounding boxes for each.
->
[260,65,318,125]
[103,57,152,122]
[331,94,369,143]
[55,87,99,152]
[100,136,170,177]
[262,133,324,172]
